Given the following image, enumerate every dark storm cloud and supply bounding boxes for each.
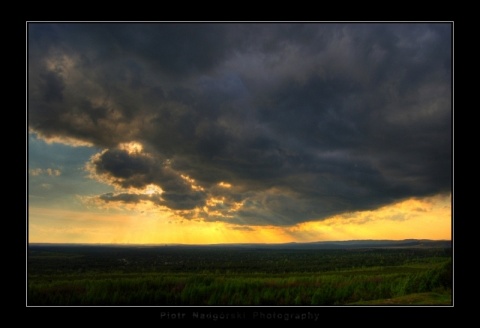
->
[99,191,205,211]
[99,192,152,204]
[28,23,452,225]
[91,148,207,210]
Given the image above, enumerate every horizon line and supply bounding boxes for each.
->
[27,238,452,247]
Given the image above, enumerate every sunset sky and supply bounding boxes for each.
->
[28,22,452,244]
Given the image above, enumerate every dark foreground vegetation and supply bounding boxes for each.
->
[27,243,452,306]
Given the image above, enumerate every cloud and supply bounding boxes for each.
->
[29,23,452,226]
[99,192,153,204]
[29,168,61,176]
[229,225,255,232]
[87,146,207,210]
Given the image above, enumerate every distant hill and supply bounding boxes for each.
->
[29,239,452,250]
[193,239,452,249]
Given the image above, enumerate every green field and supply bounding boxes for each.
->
[27,245,452,306]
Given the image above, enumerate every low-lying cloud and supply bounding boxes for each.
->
[29,168,61,177]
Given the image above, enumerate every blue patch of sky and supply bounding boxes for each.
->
[28,133,113,210]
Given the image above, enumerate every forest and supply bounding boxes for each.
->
[27,244,452,306]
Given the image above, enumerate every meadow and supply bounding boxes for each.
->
[27,244,452,306]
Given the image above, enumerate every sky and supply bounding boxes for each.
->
[27,22,452,244]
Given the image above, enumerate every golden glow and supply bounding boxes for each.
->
[203,197,228,217]
[28,207,287,244]
[288,193,451,241]
[31,131,94,147]
[29,194,451,244]
[180,174,205,191]
[206,197,225,206]
[218,182,232,188]
[229,201,244,213]
[118,141,144,155]
[143,184,163,196]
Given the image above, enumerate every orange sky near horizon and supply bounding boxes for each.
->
[28,193,451,244]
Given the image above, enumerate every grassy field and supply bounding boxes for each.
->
[27,245,452,306]
[349,292,452,305]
